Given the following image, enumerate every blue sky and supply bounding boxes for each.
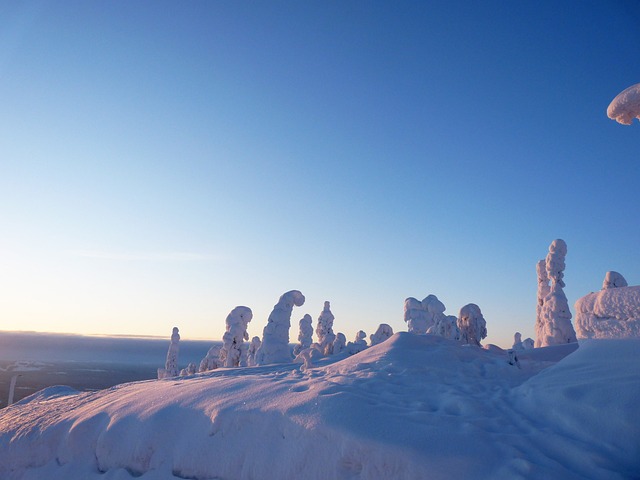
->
[1,1,639,347]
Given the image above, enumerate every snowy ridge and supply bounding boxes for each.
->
[1,333,638,479]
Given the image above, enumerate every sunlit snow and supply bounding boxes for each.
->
[1,333,638,479]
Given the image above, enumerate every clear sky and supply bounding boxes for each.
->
[1,1,639,348]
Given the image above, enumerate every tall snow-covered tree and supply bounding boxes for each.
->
[293,314,313,356]
[255,290,305,365]
[315,301,336,355]
[457,304,487,347]
[218,306,253,368]
[535,259,550,338]
[535,239,578,347]
[158,327,180,379]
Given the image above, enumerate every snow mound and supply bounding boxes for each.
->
[1,333,638,480]
[607,83,640,125]
[575,285,640,339]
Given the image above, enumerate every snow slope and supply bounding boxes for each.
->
[0,333,638,480]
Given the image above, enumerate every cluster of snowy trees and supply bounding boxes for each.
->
[158,238,638,379]
[158,291,395,378]
[403,294,487,346]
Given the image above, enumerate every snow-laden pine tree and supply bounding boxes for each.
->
[218,306,253,368]
[199,344,222,372]
[293,314,313,356]
[332,332,346,354]
[158,327,180,379]
[179,363,197,376]
[457,304,487,346]
[512,332,534,351]
[535,260,550,338]
[247,336,261,367]
[315,301,336,355]
[430,315,461,341]
[255,290,305,365]
[370,324,394,346]
[347,330,368,355]
[535,239,577,347]
[404,297,429,334]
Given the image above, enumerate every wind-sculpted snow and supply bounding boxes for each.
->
[575,285,640,339]
[1,334,638,480]
[607,83,640,125]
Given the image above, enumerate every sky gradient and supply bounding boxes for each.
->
[1,1,639,347]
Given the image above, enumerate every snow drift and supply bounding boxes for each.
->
[1,333,638,480]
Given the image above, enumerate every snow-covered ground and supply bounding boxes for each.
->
[0,333,638,480]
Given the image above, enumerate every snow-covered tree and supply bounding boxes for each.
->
[575,271,640,339]
[247,336,261,367]
[602,271,628,289]
[405,294,448,334]
[180,363,197,376]
[607,82,640,125]
[535,259,550,338]
[457,304,487,347]
[315,301,336,355]
[370,324,393,346]
[158,327,180,379]
[429,315,460,341]
[255,290,305,365]
[332,332,346,354]
[293,314,313,356]
[404,297,429,334]
[535,239,577,347]
[199,344,222,372]
[218,306,253,368]
[512,332,534,351]
[347,330,367,355]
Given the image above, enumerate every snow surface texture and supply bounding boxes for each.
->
[315,301,336,355]
[293,314,313,356]
[1,333,638,480]
[157,327,180,379]
[255,290,305,365]
[457,303,487,346]
[575,272,640,339]
[369,323,393,346]
[607,82,640,125]
[219,306,253,368]
[535,239,577,347]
